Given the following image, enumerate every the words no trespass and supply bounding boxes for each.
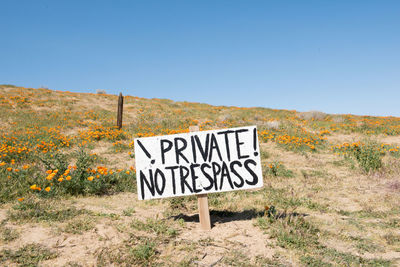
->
[134,126,263,200]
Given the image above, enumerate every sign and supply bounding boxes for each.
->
[134,126,263,200]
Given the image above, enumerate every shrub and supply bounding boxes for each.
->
[332,141,383,173]
[61,149,136,196]
[352,142,383,173]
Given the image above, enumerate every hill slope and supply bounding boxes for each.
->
[0,85,399,266]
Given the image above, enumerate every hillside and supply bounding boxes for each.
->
[0,85,399,266]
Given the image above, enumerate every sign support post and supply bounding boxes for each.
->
[189,126,212,230]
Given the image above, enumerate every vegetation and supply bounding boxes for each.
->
[0,85,399,265]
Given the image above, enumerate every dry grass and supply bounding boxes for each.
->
[296,110,327,121]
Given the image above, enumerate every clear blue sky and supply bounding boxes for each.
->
[1,1,399,116]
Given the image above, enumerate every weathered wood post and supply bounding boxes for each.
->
[189,125,212,230]
[117,93,123,130]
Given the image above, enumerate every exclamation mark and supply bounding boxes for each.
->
[253,128,259,156]
[137,140,156,164]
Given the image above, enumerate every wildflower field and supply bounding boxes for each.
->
[0,85,399,266]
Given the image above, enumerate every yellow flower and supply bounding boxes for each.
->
[17,197,24,202]
[30,184,37,190]
[66,176,71,181]
[126,171,130,175]
[58,177,64,182]
[87,176,94,181]
[23,165,29,170]
[46,173,55,180]
[6,167,12,172]
[44,187,51,192]
[46,170,53,174]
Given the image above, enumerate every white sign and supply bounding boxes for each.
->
[134,126,263,200]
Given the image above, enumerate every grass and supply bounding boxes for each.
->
[383,233,400,248]
[0,243,57,266]
[131,217,179,238]
[256,211,392,266]
[0,225,19,242]
[8,198,90,223]
[122,207,135,216]
[222,249,253,266]
[95,217,183,265]
[264,161,294,178]
[97,237,158,266]
[60,216,97,234]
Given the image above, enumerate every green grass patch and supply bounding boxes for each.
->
[131,218,179,238]
[255,209,392,266]
[0,243,57,266]
[60,216,97,234]
[8,198,90,223]
[96,236,158,266]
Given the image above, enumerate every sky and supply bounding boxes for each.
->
[1,1,399,116]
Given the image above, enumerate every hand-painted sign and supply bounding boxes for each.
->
[134,126,263,200]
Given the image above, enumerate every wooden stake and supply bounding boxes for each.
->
[117,93,123,130]
[189,125,212,230]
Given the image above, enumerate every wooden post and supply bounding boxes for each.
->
[189,125,212,230]
[117,93,123,130]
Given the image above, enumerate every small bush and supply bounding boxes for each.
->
[132,242,156,262]
[332,141,383,173]
[352,143,383,173]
